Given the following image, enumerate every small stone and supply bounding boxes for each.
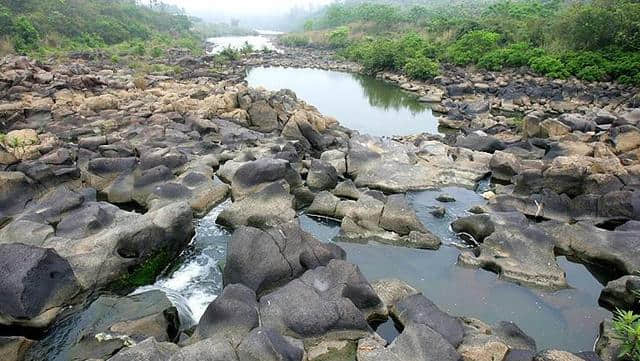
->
[431,207,446,218]
[436,194,456,203]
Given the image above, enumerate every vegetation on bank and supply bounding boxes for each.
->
[286,0,640,85]
[0,0,202,59]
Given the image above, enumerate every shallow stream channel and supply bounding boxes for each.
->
[139,62,611,353]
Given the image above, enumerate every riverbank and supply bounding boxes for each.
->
[0,45,638,361]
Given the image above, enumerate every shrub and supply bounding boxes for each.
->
[329,26,349,48]
[304,19,313,32]
[613,309,640,361]
[280,33,310,47]
[478,42,545,70]
[404,55,440,80]
[529,55,569,78]
[446,30,501,65]
[150,46,164,58]
[13,16,39,54]
[218,46,240,61]
[0,6,12,35]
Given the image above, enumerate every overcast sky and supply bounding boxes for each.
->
[162,0,335,16]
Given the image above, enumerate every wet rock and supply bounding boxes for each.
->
[0,243,80,329]
[223,221,345,296]
[190,284,258,346]
[236,327,304,361]
[595,320,621,361]
[599,275,640,312]
[436,194,456,203]
[217,181,295,229]
[107,338,179,361]
[458,212,567,289]
[259,259,382,339]
[451,214,495,243]
[26,290,180,361]
[431,206,446,218]
[0,336,34,361]
[307,159,338,191]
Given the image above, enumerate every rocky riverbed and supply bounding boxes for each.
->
[0,45,638,361]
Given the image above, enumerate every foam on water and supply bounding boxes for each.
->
[132,200,231,322]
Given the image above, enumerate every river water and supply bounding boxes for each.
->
[140,55,611,352]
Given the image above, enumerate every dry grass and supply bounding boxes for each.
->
[133,76,148,90]
[0,36,14,57]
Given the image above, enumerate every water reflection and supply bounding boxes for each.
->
[246,67,439,136]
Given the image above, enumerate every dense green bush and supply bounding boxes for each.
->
[478,42,544,70]
[404,56,440,80]
[0,6,12,35]
[328,26,349,48]
[529,55,568,79]
[446,31,501,65]
[13,16,40,54]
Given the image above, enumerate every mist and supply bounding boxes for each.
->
[162,0,335,30]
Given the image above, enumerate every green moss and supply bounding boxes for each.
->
[111,250,172,292]
[312,341,357,361]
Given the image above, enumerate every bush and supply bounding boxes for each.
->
[0,6,12,35]
[329,26,349,48]
[612,309,640,361]
[446,30,501,65]
[478,42,544,70]
[404,55,440,80]
[13,16,39,54]
[150,46,164,58]
[529,55,569,78]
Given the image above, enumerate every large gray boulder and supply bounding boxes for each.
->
[248,100,279,132]
[391,294,464,347]
[223,221,345,296]
[306,159,338,191]
[216,182,296,229]
[259,259,382,340]
[458,212,567,289]
[0,243,81,328]
[25,290,181,361]
[190,284,258,346]
[230,158,302,200]
[0,171,34,219]
[599,275,640,312]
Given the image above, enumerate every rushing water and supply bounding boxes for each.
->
[206,35,279,54]
[143,65,611,353]
[246,67,440,136]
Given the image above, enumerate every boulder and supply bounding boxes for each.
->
[379,194,428,236]
[455,133,505,153]
[490,151,520,182]
[0,171,34,219]
[216,181,296,229]
[390,293,464,347]
[534,350,585,361]
[236,327,304,361]
[332,180,361,200]
[223,221,345,296]
[190,284,258,346]
[169,336,238,361]
[230,158,301,200]
[259,259,382,339]
[458,318,536,361]
[107,338,179,361]
[307,190,340,217]
[306,159,338,191]
[458,212,567,289]
[248,100,278,132]
[599,275,640,312]
[610,125,640,153]
[0,243,80,328]
[371,279,419,310]
[320,149,347,175]
[0,337,34,361]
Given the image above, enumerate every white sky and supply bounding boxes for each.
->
[162,0,335,16]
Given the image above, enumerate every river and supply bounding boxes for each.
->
[140,39,612,353]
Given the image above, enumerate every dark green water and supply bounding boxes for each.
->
[246,67,440,136]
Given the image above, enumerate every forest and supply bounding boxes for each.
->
[0,0,202,58]
[282,0,640,84]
